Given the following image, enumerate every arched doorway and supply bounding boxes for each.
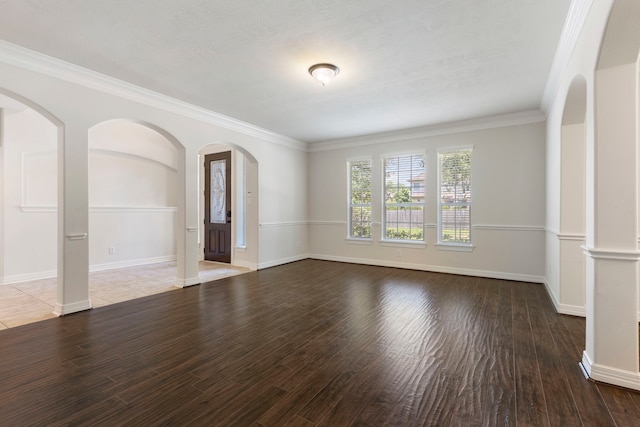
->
[88,120,181,305]
[198,143,259,271]
[0,89,62,326]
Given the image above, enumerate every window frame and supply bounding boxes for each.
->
[437,146,473,249]
[381,152,426,243]
[347,157,373,240]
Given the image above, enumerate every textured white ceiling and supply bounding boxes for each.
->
[0,0,571,143]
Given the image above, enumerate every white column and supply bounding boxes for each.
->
[54,123,91,315]
[175,146,200,287]
[582,63,640,390]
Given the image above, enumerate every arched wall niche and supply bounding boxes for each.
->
[87,119,184,279]
[198,141,259,270]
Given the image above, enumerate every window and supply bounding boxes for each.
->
[348,159,372,239]
[438,148,472,244]
[383,154,425,241]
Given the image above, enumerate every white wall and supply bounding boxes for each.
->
[258,144,309,268]
[309,121,546,282]
[2,107,58,282]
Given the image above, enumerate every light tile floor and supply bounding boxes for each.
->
[0,261,250,330]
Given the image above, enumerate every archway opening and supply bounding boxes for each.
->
[87,120,180,305]
[198,143,259,272]
[0,90,61,327]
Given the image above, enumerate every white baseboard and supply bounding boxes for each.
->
[580,351,592,377]
[258,254,310,270]
[582,351,640,391]
[308,254,545,283]
[90,255,177,272]
[53,299,92,316]
[175,277,201,288]
[543,281,586,317]
[543,280,560,311]
[558,303,586,317]
[2,269,57,285]
[233,260,258,270]
[2,256,178,285]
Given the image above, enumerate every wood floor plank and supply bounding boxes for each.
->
[48,396,128,427]
[220,385,288,427]
[597,384,640,427]
[0,259,639,425]
[295,348,377,423]
[482,280,516,426]
[349,352,413,425]
[512,282,550,426]
[257,368,334,426]
[281,415,316,427]
[534,285,615,426]
[524,283,582,426]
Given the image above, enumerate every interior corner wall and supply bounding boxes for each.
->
[257,144,309,268]
[241,153,259,269]
[544,109,562,308]
[309,122,546,282]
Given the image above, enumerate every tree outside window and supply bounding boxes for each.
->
[438,149,472,244]
[349,159,372,238]
[383,154,425,241]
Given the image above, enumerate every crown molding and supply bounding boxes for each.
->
[309,109,545,153]
[540,0,595,114]
[0,40,308,152]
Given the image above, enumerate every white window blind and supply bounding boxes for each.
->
[383,154,425,241]
[438,148,472,244]
[348,159,372,239]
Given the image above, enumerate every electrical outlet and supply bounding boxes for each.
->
[108,247,115,254]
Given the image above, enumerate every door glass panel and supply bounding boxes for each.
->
[210,159,226,223]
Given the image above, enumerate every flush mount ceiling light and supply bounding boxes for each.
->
[308,63,340,86]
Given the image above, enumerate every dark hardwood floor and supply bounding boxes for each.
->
[1,259,639,426]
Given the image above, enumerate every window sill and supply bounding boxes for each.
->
[345,238,373,245]
[436,243,475,252]
[380,240,426,249]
